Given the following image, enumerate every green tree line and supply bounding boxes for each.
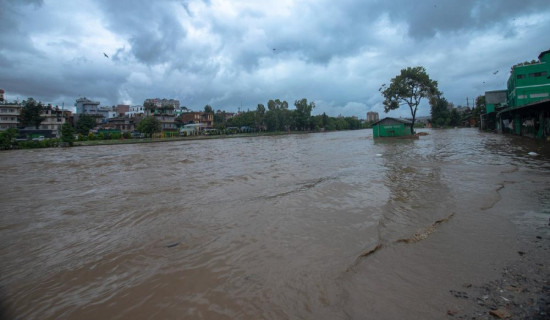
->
[215,98,367,132]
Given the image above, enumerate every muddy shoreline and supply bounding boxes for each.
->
[447,230,549,319]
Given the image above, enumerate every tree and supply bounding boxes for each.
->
[255,104,265,130]
[76,114,97,135]
[213,111,227,130]
[294,98,315,130]
[449,109,460,127]
[227,111,255,128]
[143,100,156,111]
[0,128,18,150]
[137,116,161,137]
[380,66,440,134]
[430,96,450,128]
[267,99,288,111]
[473,95,485,119]
[204,105,213,114]
[61,123,75,146]
[19,98,45,129]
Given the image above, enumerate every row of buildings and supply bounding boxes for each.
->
[481,49,550,140]
[0,94,218,138]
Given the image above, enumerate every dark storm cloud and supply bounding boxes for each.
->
[95,0,189,65]
[0,0,549,117]
[382,0,550,38]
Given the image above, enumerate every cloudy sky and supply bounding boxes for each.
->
[1,0,549,118]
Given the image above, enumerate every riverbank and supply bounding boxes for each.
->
[71,131,294,147]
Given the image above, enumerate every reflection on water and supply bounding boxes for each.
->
[1,128,549,319]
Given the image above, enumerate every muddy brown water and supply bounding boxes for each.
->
[1,129,549,319]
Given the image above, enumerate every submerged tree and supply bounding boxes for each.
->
[379,66,440,134]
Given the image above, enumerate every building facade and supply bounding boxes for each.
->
[75,97,100,115]
[507,50,550,108]
[116,104,130,116]
[177,112,214,129]
[367,111,379,123]
[126,105,144,118]
[492,49,550,139]
[0,104,21,130]
[144,98,180,109]
[37,105,69,136]
[372,117,414,138]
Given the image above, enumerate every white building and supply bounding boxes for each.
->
[126,105,144,118]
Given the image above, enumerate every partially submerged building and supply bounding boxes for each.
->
[372,117,414,138]
[484,49,550,139]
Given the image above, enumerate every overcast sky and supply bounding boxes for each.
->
[1,0,549,118]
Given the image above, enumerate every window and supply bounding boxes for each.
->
[529,71,548,77]
[517,74,526,79]
[517,95,527,99]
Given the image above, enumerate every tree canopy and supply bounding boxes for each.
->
[137,116,161,137]
[19,98,45,129]
[76,114,97,135]
[294,98,315,131]
[380,66,439,134]
[204,105,213,113]
[61,122,75,146]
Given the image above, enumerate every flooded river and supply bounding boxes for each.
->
[1,129,549,319]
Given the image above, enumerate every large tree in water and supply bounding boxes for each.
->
[379,66,440,134]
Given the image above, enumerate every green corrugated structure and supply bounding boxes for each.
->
[372,117,413,138]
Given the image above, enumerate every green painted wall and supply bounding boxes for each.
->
[373,123,410,138]
[507,55,550,108]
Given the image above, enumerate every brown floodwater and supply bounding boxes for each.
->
[1,129,549,319]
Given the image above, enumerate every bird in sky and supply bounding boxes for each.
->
[493,70,499,75]
[103,52,109,58]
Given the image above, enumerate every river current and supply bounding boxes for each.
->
[1,129,549,319]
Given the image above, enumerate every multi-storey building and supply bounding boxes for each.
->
[116,104,130,116]
[75,97,100,115]
[507,50,550,108]
[144,105,177,131]
[367,111,379,123]
[126,105,144,118]
[0,104,21,130]
[37,105,71,136]
[491,49,550,138]
[177,112,214,129]
[144,98,180,108]
[103,117,136,133]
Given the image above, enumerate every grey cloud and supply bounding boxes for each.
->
[382,0,550,39]
[96,0,188,65]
